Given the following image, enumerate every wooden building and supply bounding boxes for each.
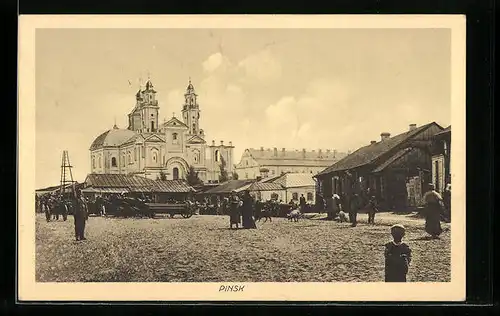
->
[431,126,451,194]
[314,122,445,211]
[81,173,195,202]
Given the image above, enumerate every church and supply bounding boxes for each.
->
[89,78,235,182]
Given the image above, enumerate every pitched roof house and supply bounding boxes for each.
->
[315,122,445,211]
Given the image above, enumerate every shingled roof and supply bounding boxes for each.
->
[247,182,284,192]
[84,174,194,193]
[203,180,255,194]
[316,122,442,176]
[273,173,316,188]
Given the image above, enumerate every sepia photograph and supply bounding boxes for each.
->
[18,15,466,301]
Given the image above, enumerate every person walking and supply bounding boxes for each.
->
[422,183,444,239]
[229,191,241,230]
[73,190,88,241]
[299,194,307,213]
[367,195,379,224]
[241,191,257,229]
[347,193,361,227]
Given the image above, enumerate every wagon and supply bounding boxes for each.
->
[145,202,193,218]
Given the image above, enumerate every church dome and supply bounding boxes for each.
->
[90,127,136,150]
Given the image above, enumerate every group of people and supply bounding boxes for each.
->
[384,182,450,282]
[321,190,379,227]
[227,191,257,229]
[37,190,89,241]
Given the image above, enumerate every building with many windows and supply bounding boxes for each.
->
[89,78,234,182]
[234,147,346,180]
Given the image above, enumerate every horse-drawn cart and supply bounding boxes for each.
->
[145,202,194,218]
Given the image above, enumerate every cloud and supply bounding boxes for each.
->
[202,52,223,72]
[237,49,282,83]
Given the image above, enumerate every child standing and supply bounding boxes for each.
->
[367,195,378,224]
[384,224,412,282]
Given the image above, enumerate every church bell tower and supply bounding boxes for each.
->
[182,78,201,137]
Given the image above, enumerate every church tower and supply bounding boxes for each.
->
[181,78,201,137]
[128,78,159,133]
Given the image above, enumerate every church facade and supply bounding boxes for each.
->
[89,79,234,182]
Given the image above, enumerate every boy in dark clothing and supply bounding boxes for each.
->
[367,196,378,224]
[384,224,412,282]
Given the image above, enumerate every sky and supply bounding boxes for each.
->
[35,28,451,189]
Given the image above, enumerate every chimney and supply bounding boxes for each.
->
[220,140,224,146]
[380,132,391,141]
[229,141,232,146]
[260,147,264,151]
[302,148,306,158]
[212,140,215,146]
[327,149,331,153]
[409,124,417,131]
[273,147,277,157]
[333,150,337,158]
[370,140,377,145]
[318,149,322,157]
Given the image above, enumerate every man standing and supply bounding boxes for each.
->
[348,193,361,227]
[299,194,307,213]
[73,190,88,241]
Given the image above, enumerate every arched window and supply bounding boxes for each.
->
[152,152,157,164]
[307,192,314,201]
[92,157,95,169]
[192,123,196,134]
[172,133,178,144]
[98,157,101,168]
[215,150,219,162]
[128,152,131,164]
[134,148,137,161]
[122,154,125,167]
[173,167,179,180]
[151,121,155,132]
[111,157,117,167]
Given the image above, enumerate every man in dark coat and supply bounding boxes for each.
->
[299,194,307,213]
[347,193,361,227]
[73,190,88,241]
[241,191,257,229]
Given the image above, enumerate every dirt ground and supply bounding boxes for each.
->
[35,212,451,282]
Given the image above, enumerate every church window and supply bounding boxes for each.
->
[92,157,95,169]
[172,133,178,144]
[98,157,101,168]
[152,152,157,163]
[111,157,117,167]
[128,152,132,164]
[173,167,179,180]
[151,121,155,132]
[134,148,137,161]
[215,150,220,162]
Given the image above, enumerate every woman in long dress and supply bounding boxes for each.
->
[241,191,257,229]
[229,191,241,229]
[423,183,444,238]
